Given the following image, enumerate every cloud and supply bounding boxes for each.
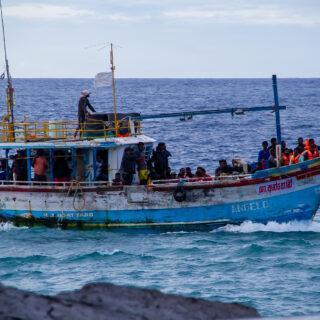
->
[106,13,151,22]
[4,4,94,20]
[4,3,150,23]
[163,4,320,27]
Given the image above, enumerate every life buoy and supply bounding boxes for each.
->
[173,186,186,202]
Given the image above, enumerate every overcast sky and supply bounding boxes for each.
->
[2,0,320,78]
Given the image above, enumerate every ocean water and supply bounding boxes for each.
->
[0,78,319,317]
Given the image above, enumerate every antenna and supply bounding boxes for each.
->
[0,0,15,141]
[110,43,119,136]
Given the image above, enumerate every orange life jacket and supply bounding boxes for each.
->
[307,148,319,159]
[304,139,310,151]
[282,153,290,166]
[290,154,299,164]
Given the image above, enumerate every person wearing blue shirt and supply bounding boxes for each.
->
[258,141,270,162]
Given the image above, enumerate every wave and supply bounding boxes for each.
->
[0,255,49,264]
[68,249,131,262]
[0,222,26,231]
[216,220,320,233]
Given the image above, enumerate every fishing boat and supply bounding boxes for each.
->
[0,8,319,230]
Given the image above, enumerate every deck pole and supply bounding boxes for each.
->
[5,149,9,180]
[71,147,76,180]
[93,148,97,181]
[272,75,282,144]
[26,148,31,183]
[49,149,54,182]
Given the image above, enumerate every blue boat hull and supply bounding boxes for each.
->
[1,184,319,230]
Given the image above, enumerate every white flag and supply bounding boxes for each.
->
[94,72,112,89]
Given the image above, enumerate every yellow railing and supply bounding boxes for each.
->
[0,119,142,142]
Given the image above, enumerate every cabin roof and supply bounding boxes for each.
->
[0,134,155,149]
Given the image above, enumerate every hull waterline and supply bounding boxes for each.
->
[0,160,320,230]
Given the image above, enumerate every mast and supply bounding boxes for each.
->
[110,43,119,136]
[0,0,14,141]
[272,74,282,144]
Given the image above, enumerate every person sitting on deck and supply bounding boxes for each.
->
[306,139,319,159]
[112,172,122,186]
[268,149,277,168]
[32,149,48,182]
[281,149,292,166]
[121,147,137,185]
[195,166,210,178]
[250,161,263,173]
[215,160,238,177]
[258,141,270,162]
[294,137,305,155]
[268,137,277,152]
[186,167,194,178]
[291,148,307,164]
[178,168,187,179]
[74,90,96,138]
[54,151,71,183]
[281,141,289,153]
[151,143,172,180]
[170,172,177,179]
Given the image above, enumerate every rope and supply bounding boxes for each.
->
[67,180,86,211]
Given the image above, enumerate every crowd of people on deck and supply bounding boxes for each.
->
[1,136,319,185]
[257,137,320,170]
[114,137,320,186]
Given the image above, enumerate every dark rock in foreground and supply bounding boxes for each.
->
[0,282,260,320]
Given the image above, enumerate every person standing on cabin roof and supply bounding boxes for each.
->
[74,90,96,138]
[258,141,270,162]
[32,150,48,182]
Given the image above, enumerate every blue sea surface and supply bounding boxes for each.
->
[0,78,319,317]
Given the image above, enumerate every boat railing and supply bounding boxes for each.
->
[0,119,142,142]
[0,180,114,188]
[151,174,252,186]
[0,174,253,189]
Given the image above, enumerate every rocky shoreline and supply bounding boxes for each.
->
[0,282,260,319]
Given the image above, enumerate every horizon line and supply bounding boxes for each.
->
[9,76,320,80]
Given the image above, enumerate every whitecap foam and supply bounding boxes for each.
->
[103,249,121,255]
[215,220,320,233]
[0,222,22,231]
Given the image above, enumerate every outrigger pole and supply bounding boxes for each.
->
[132,75,285,140]
[135,105,286,120]
[0,0,14,142]
[110,43,119,136]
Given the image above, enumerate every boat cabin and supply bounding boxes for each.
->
[0,113,155,185]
